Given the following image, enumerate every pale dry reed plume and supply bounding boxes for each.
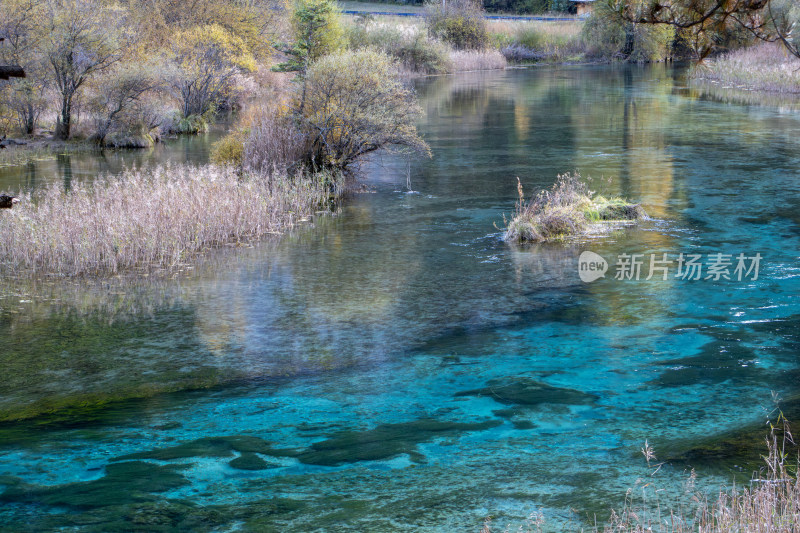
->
[450,49,508,71]
[692,42,800,94]
[0,164,329,277]
[602,416,799,533]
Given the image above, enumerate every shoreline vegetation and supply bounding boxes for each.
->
[504,173,647,243]
[0,164,332,277]
[691,42,800,96]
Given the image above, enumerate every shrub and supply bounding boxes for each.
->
[345,20,452,74]
[211,133,245,167]
[581,3,627,59]
[395,34,454,74]
[629,24,675,63]
[501,22,585,63]
[299,49,430,171]
[504,173,646,243]
[425,0,489,50]
[167,112,210,134]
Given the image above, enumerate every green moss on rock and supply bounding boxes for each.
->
[295,418,501,466]
[0,461,189,508]
[455,376,598,406]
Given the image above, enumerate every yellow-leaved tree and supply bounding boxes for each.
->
[169,24,256,126]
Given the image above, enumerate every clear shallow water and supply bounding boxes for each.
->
[1,65,800,531]
[0,127,226,193]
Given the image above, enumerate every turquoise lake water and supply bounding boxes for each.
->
[0,64,799,531]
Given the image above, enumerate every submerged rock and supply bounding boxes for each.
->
[229,452,275,471]
[295,418,502,466]
[664,396,800,472]
[0,461,188,508]
[115,435,290,461]
[455,376,598,407]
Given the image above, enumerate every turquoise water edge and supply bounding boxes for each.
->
[1,64,799,531]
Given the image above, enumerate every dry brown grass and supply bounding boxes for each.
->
[0,164,330,277]
[692,42,800,94]
[504,172,645,243]
[601,416,799,533]
[450,49,508,71]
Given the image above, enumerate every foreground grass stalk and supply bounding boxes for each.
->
[0,164,331,277]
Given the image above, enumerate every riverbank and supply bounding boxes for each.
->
[691,42,800,95]
[344,14,586,73]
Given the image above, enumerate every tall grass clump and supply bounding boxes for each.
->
[497,22,586,63]
[241,103,311,174]
[0,164,329,277]
[691,42,800,94]
[450,49,507,71]
[504,172,646,243]
[601,416,800,533]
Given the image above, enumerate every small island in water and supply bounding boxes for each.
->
[504,172,648,243]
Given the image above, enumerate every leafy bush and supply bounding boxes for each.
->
[211,133,245,167]
[345,20,452,74]
[275,0,344,74]
[425,0,489,50]
[629,24,675,63]
[300,49,430,170]
[581,3,627,59]
[395,34,454,74]
[167,112,210,134]
[500,22,585,63]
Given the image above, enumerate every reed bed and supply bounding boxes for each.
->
[490,20,585,62]
[0,164,330,277]
[450,49,508,71]
[692,43,800,94]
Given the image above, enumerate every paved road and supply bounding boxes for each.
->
[341,9,577,21]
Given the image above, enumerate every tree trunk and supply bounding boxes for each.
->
[622,23,635,59]
[57,95,72,140]
[24,102,35,135]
